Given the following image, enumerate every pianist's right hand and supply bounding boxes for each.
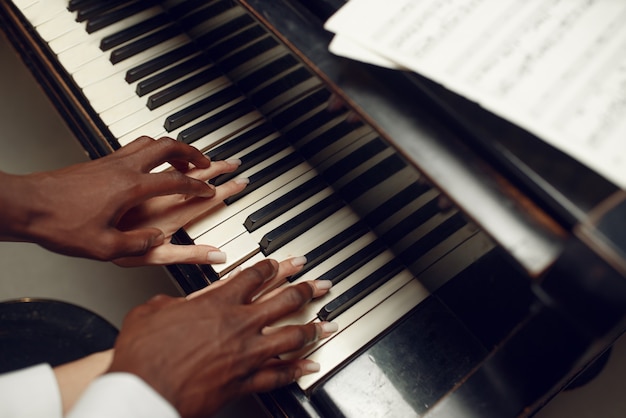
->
[106,258,336,418]
[0,136,247,264]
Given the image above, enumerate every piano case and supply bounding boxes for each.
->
[2,1,626,417]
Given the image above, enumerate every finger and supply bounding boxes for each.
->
[184,159,242,182]
[143,170,216,200]
[111,136,155,156]
[239,359,321,394]
[97,228,165,260]
[255,278,332,303]
[253,281,315,326]
[253,256,307,300]
[137,137,211,172]
[114,244,225,267]
[263,321,338,342]
[205,259,279,304]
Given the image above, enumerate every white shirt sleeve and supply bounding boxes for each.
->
[67,373,179,418]
[0,363,63,418]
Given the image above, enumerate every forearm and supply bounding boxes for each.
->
[53,350,114,414]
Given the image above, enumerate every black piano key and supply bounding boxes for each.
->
[137,54,209,97]
[398,213,468,265]
[299,121,361,160]
[125,43,197,83]
[86,0,159,33]
[363,181,432,228]
[338,154,407,202]
[381,198,442,244]
[250,67,313,108]
[206,123,276,161]
[315,240,387,285]
[284,107,339,144]
[288,221,370,283]
[76,0,132,22]
[320,137,387,181]
[244,176,328,232]
[224,153,305,205]
[110,25,181,64]
[100,13,170,51]
[317,259,404,322]
[270,88,332,129]
[238,54,299,94]
[147,66,222,110]
[260,195,346,256]
[68,0,101,12]
[168,0,223,19]
[218,36,280,74]
[213,136,290,186]
[177,0,234,29]
[204,25,269,64]
[316,240,388,285]
[164,85,240,131]
[177,100,257,144]
[193,14,255,51]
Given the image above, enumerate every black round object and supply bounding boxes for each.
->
[0,298,118,374]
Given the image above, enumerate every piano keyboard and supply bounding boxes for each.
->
[10,0,496,391]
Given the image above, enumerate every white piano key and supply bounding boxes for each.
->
[228,44,289,79]
[185,161,315,240]
[36,9,81,41]
[71,40,196,88]
[100,83,214,131]
[189,161,314,246]
[260,77,323,116]
[106,77,232,137]
[416,230,496,291]
[189,110,264,153]
[206,193,351,276]
[12,0,38,11]
[270,233,389,327]
[21,0,67,27]
[51,8,168,63]
[296,275,428,390]
[350,166,422,215]
[408,223,481,275]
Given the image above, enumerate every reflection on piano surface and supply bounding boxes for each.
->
[3,1,626,417]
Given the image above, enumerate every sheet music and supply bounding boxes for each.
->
[325,0,626,189]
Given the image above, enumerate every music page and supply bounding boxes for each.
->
[325,0,626,189]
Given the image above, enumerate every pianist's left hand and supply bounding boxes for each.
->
[0,136,246,264]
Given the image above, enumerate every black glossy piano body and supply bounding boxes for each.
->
[2,1,626,417]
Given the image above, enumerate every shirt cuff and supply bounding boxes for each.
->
[0,363,63,418]
[67,372,179,418]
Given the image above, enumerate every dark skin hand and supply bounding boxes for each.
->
[109,259,336,418]
[0,136,246,263]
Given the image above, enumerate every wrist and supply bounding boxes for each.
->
[0,171,40,242]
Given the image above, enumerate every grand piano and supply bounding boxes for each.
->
[2,1,626,417]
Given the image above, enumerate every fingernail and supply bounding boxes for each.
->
[226,158,241,166]
[234,177,250,185]
[315,280,332,290]
[320,322,338,335]
[207,251,227,263]
[290,256,307,267]
[303,362,320,373]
